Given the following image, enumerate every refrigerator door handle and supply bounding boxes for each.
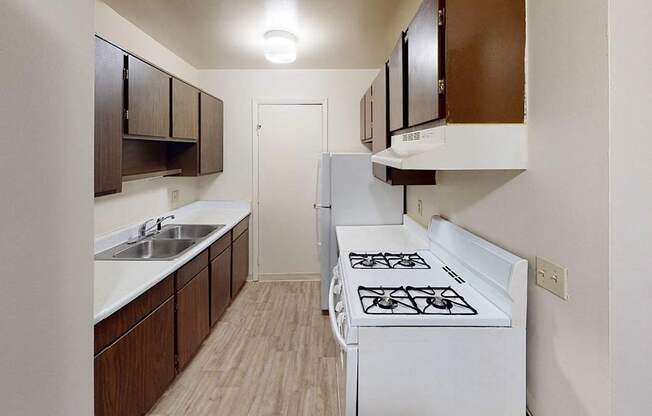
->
[314,158,331,248]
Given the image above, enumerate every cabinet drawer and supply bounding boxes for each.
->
[232,215,250,240]
[176,249,209,290]
[94,274,174,355]
[209,231,231,260]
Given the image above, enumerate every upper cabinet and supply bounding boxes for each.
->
[126,56,170,138]
[199,93,224,175]
[387,35,406,132]
[407,0,444,127]
[94,38,124,197]
[94,36,225,197]
[364,87,373,141]
[365,0,525,179]
[380,0,525,133]
[171,79,199,140]
[371,66,389,182]
[445,0,526,123]
[359,94,366,142]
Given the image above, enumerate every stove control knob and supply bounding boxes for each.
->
[334,283,342,295]
[335,301,344,313]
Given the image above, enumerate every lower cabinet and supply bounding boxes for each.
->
[95,219,249,414]
[95,297,174,416]
[176,267,210,370]
[142,299,176,410]
[211,246,231,326]
[232,229,249,299]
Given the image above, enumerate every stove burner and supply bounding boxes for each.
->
[376,296,398,309]
[398,255,415,267]
[349,252,391,269]
[362,256,376,267]
[384,252,431,269]
[427,296,453,310]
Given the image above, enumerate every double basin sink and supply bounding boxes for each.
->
[95,224,224,261]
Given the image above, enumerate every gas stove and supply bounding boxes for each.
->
[349,252,431,269]
[358,286,478,315]
[329,216,528,416]
[340,249,511,327]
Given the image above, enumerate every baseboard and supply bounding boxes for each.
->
[258,272,320,282]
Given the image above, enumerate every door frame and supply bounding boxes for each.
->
[251,98,329,281]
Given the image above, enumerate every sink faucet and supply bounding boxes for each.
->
[127,215,175,244]
[156,215,175,231]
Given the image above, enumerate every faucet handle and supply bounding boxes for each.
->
[139,218,156,233]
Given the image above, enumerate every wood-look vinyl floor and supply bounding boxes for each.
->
[147,281,338,416]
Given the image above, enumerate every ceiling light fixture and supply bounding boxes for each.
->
[263,30,297,64]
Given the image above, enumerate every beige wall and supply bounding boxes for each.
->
[406,1,611,415]
[608,0,652,414]
[0,1,95,414]
[94,0,202,236]
[197,69,378,201]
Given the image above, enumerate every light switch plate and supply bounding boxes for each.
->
[536,256,568,300]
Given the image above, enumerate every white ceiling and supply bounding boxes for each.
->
[102,0,421,69]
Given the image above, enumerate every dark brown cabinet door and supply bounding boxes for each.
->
[371,65,389,182]
[445,0,525,123]
[142,298,175,413]
[95,321,144,416]
[364,87,373,141]
[359,94,366,142]
[407,0,443,127]
[210,246,231,326]
[388,34,406,132]
[176,267,210,370]
[199,93,224,174]
[232,231,249,299]
[94,37,123,197]
[127,56,170,138]
[171,78,199,140]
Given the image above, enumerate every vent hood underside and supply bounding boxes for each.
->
[371,124,528,171]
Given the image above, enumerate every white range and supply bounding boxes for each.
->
[330,216,527,416]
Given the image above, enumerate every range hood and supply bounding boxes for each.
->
[371,124,528,170]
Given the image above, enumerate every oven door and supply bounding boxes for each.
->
[329,266,358,416]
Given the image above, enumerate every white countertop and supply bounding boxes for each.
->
[94,200,251,324]
[335,214,430,253]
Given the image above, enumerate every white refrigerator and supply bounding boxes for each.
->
[315,153,404,310]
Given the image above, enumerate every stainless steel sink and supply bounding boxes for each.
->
[95,223,225,261]
[153,224,223,240]
[113,239,195,260]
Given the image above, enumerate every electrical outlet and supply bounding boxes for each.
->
[536,256,568,300]
[170,189,180,204]
[417,199,423,216]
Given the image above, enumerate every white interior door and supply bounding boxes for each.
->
[258,104,324,279]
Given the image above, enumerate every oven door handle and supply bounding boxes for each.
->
[328,275,348,349]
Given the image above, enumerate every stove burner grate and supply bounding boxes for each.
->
[358,286,478,316]
[358,287,420,314]
[349,252,391,269]
[384,252,431,269]
[349,252,431,269]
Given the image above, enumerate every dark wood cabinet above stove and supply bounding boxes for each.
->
[362,0,525,182]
